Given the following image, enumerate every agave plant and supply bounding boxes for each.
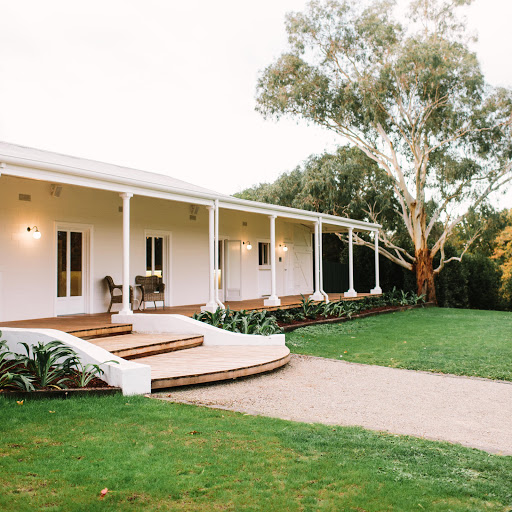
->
[17,340,79,389]
[0,338,35,391]
[72,360,118,388]
[298,295,324,319]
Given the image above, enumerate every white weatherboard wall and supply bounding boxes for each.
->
[0,175,315,322]
[1,328,151,395]
[112,314,286,346]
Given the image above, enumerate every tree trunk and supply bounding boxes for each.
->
[415,248,437,303]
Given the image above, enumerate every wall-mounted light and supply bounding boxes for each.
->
[243,241,252,250]
[27,226,41,239]
[279,244,288,252]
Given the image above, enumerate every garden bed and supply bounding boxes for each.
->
[192,289,428,335]
[0,373,121,399]
[1,335,120,397]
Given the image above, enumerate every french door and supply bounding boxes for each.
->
[145,231,171,304]
[56,225,90,315]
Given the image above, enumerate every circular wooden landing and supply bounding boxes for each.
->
[134,345,291,390]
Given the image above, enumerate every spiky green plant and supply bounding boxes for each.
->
[17,340,79,389]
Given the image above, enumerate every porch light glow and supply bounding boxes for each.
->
[246,241,252,250]
[283,244,288,252]
[27,226,41,239]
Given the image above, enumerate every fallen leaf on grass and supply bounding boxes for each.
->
[100,488,109,498]
[16,400,23,405]
[49,411,55,414]
[188,431,200,435]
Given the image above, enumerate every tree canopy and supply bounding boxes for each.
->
[255,0,512,301]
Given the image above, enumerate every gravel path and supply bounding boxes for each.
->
[157,354,512,455]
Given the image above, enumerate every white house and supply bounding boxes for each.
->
[0,141,382,322]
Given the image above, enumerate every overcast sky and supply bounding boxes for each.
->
[0,0,510,207]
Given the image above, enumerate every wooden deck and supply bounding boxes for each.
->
[0,293,372,332]
[139,345,291,389]
[89,333,204,359]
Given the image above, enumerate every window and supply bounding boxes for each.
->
[258,242,270,266]
[146,236,163,277]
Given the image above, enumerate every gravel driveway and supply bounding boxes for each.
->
[157,354,512,455]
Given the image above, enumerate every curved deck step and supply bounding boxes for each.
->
[88,333,203,359]
[133,345,291,389]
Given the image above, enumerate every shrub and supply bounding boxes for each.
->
[193,309,282,335]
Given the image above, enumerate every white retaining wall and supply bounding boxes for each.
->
[1,328,151,395]
[112,313,286,346]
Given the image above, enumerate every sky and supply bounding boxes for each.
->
[0,0,511,207]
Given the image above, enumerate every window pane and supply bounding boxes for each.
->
[57,231,67,297]
[217,241,223,288]
[154,237,163,278]
[146,237,152,276]
[70,232,82,297]
[259,242,270,265]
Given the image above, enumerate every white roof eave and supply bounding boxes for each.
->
[0,144,380,232]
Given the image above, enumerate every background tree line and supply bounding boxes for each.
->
[236,146,512,310]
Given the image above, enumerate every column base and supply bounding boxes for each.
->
[264,296,281,307]
[309,292,324,301]
[119,309,134,316]
[201,302,219,313]
[370,287,382,295]
[344,289,357,298]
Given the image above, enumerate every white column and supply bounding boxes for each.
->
[310,220,323,301]
[214,199,225,309]
[371,230,382,294]
[344,227,357,297]
[318,217,329,303]
[120,192,133,315]
[264,214,281,307]
[201,205,218,312]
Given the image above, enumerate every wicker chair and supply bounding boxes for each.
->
[105,276,134,312]
[135,275,165,309]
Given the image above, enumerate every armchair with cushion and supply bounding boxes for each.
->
[135,275,165,309]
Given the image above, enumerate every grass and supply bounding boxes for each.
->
[1,394,511,511]
[286,307,512,381]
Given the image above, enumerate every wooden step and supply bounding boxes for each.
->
[70,323,133,340]
[87,333,204,359]
[132,345,291,389]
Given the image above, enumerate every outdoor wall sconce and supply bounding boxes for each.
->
[243,241,252,250]
[280,244,288,252]
[27,226,41,239]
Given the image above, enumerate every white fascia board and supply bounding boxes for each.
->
[1,161,214,206]
[218,199,316,223]
[1,154,379,231]
[219,196,380,231]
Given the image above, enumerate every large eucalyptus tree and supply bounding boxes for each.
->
[256,0,512,302]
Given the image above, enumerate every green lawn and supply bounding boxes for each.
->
[1,394,511,511]
[286,307,512,381]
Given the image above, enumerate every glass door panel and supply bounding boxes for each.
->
[56,228,85,315]
[57,231,67,297]
[146,236,163,278]
[70,232,83,296]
